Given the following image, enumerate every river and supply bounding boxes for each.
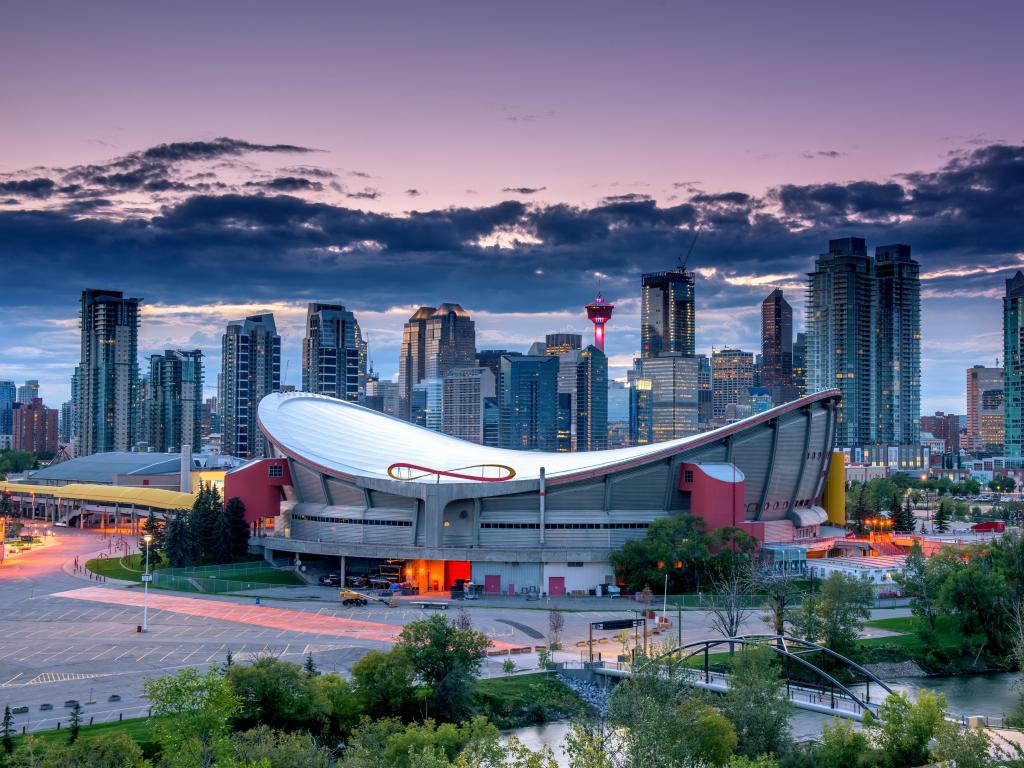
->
[507,673,1021,767]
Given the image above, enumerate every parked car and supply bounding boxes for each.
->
[318,573,341,587]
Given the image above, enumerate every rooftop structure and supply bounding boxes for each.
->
[584,293,614,352]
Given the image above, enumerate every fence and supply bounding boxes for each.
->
[152,561,302,594]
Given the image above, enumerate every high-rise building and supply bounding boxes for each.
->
[630,354,699,444]
[16,380,39,405]
[761,289,795,405]
[966,365,1004,454]
[806,239,919,448]
[442,367,495,444]
[221,314,280,459]
[1006,272,1024,457]
[0,381,14,437]
[302,303,366,402]
[576,345,608,451]
[807,238,877,447]
[920,412,962,455]
[711,347,754,421]
[425,304,476,380]
[545,333,582,356]
[875,245,921,444]
[365,376,399,417]
[59,400,76,446]
[77,289,141,456]
[398,306,435,420]
[554,349,580,451]
[641,267,695,358]
[201,397,221,440]
[696,354,713,427]
[792,333,807,397]
[146,350,203,453]
[12,398,58,455]
[500,355,559,451]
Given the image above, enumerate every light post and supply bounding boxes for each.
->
[142,534,152,632]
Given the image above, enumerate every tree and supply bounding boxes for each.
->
[846,483,872,535]
[895,540,939,633]
[2,704,12,755]
[502,659,516,676]
[68,701,81,744]
[752,570,802,638]
[351,647,417,719]
[163,510,197,567]
[890,492,915,533]
[720,644,791,758]
[933,497,952,533]
[816,718,879,768]
[937,555,1012,659]
[225,656,329,734]
[864,690,946,768]
[930,721,993,768]
[38,731,148,768]
[228,726,331,768]
[990,475,1016,493]
[313,674,363,743]
[142,510,163,567]
[304,652,318,676]
[562,716,620,768]
[702,568,752,646]
[792,572,874,658]
[144,667,241,768]
[397,615,491,721]
[548,609,564,649]
[0,490,12,517]
[224,497,250,559]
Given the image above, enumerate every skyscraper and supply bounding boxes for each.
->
[302,303,365,402]
[1005,271,1024,457]
[554,348,580,451]
[425,303,476,379]
[398,306,435,420]
[222,314,280,459]
[585,293,614,352]
[760,289,795,405]
[77,289,141,456]
[641,267,695,358]
[966,365,1004,453]
[630,355,699,443]
[711,347,754,420]
[12,398,58,455]
[875,244,921,444]
[0,381,14,437]
[792,333,807,398]
[16,380,39,405]
[442,367,495,444]
[146,350,203,453]
[545,333,582,356]
[576,345,608,451]
[500,354,559,451]
[806,238,877,447]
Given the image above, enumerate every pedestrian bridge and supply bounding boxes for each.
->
[590,634,894,721]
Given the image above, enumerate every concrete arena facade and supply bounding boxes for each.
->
[254,390,841,594]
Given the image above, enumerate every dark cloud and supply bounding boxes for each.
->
[601,193,652,204]
[801,150,846,160]
[405,189,421,197]
[502,186,546,195]
[0,178,57,198]
[141,137,316,162]
[246,176,324,192]
[280,166,338,179]
[347,189,382,200]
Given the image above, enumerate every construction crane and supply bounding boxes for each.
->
[680,227,701,271]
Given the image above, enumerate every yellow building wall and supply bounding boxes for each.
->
[191,471,227,493]
[823,451,846,525]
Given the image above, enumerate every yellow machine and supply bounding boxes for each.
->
[339,588,395,607]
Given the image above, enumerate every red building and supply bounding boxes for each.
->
[12,398,58,455]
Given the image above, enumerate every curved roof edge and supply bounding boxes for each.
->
[259,389,841,485]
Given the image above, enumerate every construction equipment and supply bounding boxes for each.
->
[339,588,394,607]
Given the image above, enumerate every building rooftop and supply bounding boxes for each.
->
[28,451,243,485]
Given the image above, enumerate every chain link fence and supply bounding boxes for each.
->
[152,561,302,594]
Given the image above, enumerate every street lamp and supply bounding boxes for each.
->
[142,534,153,632]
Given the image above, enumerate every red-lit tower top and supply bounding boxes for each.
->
[585,292,614,352]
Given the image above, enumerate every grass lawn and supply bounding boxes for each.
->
[86,553,146,582]
[85,556,302,588]
[10,715,161,752]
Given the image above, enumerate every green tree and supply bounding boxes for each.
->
[312,674,363,743]
[933,497,952,533]
[937,555,1012,658]
[792,572,874,658]
[304,652,318,677]
[224,497,250,559]
[59,732,148,768]
[890,492,915,533]
[864,690,946,768]
[720,644,791,758]
[225,657,329,734]
[0,490,12,517]
[817,717,881,768]
[397,615,491,721]
[562,716,620,768]
[142,510,163,567]
[990,475,1016,493]
[351,647,417,719]
[227,726,331,768]
[143,667,241,768]
[753,570,803,637]
[68,701,81,744]
[2,704,13,755]
[895,540,938,634]
[930,721,992,768]
[163,510,197,567]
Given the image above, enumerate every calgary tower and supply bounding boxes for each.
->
[585,292,614,352]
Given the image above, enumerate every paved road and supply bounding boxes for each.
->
[0,526,911,733]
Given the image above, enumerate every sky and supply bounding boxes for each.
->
[1,0,1022,414]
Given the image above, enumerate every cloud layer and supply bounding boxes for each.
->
[1,139,1023,414]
